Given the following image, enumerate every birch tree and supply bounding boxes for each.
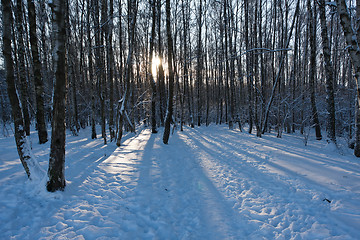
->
[335,0,360,156]
[47,0,67,192]
[2,0,44,180]
[14,0,31,136]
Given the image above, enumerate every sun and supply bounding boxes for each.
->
[151,56,161,76]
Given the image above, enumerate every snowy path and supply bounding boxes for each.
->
[1,125,360,239]
[180,128,360,239]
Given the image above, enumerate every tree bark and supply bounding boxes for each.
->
[15,0,31,136]
[2,0,44,180]
[47,0,67,192]
[39,0,51,121]
[254,0,261,137]
[100,0,107,145]
[149,0,158,134]
[108,0,116,141]
[228,1,236,130]
[163,0,175,144]
[335,0,360,156]
[27,0,48,144]
[308,0,322,140]
[318,0,336,143]
[181,0,194,128]
[196,0,203,127]
[88,0,97,139]
[261,0,300,134]
[157,0,165,126]
[116,0,138,147]
[244,0,253,133]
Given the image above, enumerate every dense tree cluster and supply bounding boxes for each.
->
[2,0,360,190]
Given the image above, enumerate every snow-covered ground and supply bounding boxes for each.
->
[1,125,360,239]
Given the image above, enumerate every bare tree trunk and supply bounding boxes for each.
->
[27,0,48,144]
[116,0,138,147]
[228,1,236,130]
[181,0,194,128]
[69,61,80,135]
[292,15,300,133]
[259,0,265,135]
[47,0,67,192]
[276,0,285,139]
[39,0,51,121]
[244,0,253,133]
[204,12,210,127]
[15,0,31,136]
[93,0,102,142]
[254,0,262,137]
[196,0,203,127]
[88,0,97,139]
[78,1,86,129]
[261,0,300,134]
[100,0,107,144]
[2,0,44,180]
[66,14,80,135]
[163,0,175,144]
[108,0,116,141]
[308,0,322,140]
[318,0,336,144]
[300,14,309,135]
[149,0,158,133]
[335,0,360,156]
[221,7,228,126]
[235,0,243,131]
[157,0,165,126]
[224,0,231,129]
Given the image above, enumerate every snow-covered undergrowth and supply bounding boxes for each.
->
[0,125,359,239]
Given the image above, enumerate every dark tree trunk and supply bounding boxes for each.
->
[116,0,138,147]
[100,0,107,145]
[157,0,165,126]
[27,0,48,144]
[244,0,253,133]
[261,0,300,134]
[228,1,236,130]
[163,0,175,144]
[88,0,97,139]
[149,0,158,133]
[2,0,44,180]
[196,0,203,127]
[308,0,322,140]
[108,0,116,141]
[181,0,194,128]
[318,0,336,144]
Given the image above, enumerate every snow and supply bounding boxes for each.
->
[325,1,336,7]
[1,125,360,239]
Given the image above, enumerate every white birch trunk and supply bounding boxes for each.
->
[335,0,360,156]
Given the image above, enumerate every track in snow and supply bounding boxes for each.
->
[1,125,359,239]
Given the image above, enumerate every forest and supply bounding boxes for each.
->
[1,0,360,189]
[2,0,360,238]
